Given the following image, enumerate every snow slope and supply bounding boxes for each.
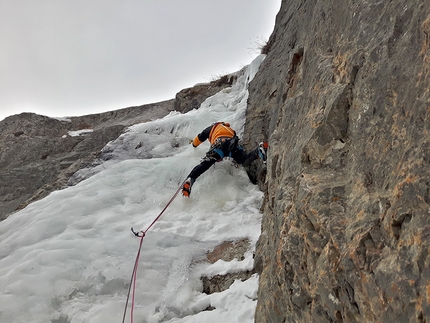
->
[0,55,266,323]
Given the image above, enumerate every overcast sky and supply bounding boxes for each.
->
[0,0,281,121]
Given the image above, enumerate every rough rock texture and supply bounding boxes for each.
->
[201,239,255,294]
[243,0,430,322]
[206,239,251,264]
[174,74,237,113]
[0,100,174,220]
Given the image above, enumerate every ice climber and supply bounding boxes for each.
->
[182,122,268,197]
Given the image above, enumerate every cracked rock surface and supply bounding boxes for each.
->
[242,1,430,322]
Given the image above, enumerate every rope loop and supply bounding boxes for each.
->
[131,227,145,238]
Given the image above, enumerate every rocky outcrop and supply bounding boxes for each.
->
[243,0,430,322]
[0,100,175,220]
[201,239,255,295]
[174,74,237,113]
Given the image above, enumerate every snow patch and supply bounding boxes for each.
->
[68,129,94,137]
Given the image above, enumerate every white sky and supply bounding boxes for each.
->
[0,56,265,322]
[0,0,281,121]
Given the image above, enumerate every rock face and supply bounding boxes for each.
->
[242,0,430,322]
[0,100,175,220]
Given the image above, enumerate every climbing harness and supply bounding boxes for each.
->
[121,180,185,323]
[209,135,240,161]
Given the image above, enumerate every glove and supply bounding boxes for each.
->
[189,139,197,147]
[189,138,199,147]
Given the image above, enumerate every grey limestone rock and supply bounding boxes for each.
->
[243,1,430,322]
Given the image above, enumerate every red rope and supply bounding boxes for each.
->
[122,181,185,323]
